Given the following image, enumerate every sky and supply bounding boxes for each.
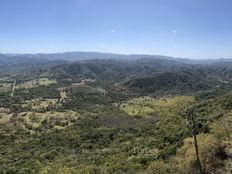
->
[0,0,232,59]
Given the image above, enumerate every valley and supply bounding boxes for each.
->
[1,56,232,173]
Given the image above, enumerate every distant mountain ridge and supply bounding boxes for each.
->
[0,54,67,73]
[2,51,232,65]
[0,54,46,65]
[6,52,177,61]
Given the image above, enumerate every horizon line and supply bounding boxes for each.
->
[2,51,232,60]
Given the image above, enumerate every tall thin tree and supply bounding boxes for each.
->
[183,105,204,174]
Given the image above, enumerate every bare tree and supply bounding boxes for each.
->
[183,105,204,174]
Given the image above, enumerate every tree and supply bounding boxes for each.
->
[182,105,204,174]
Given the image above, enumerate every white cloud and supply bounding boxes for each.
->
[172,30,177,34]
[100,43,106,47]
[111,29,115,33]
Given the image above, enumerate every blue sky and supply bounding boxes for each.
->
[0,0,232,59]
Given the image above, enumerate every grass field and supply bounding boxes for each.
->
[120,96,195,116]
[16,78,57,89]
[0,76,10,81]
[22,99,59,110]
[0,82,12,93]
[0,114,12,124]
[17,110,79,131]
[0,108,12,124]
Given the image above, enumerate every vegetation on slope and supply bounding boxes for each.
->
[1,58,232,173]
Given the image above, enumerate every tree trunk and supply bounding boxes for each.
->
[191,114,204,174]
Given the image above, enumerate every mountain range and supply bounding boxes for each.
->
[2,51,232,65]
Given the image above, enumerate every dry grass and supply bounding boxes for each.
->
[58,88,68,99]
[23,99,58,110]
[0,113,12,124]
[17,110,79,130]
[0,82,12,93]
[16,78,57,89]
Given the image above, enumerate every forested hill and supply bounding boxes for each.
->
[48,59,232,89]
[47,59,186,81]
[125,65,232,94]
[5,57,232,94]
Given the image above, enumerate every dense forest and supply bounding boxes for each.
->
[1,56,232,173]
